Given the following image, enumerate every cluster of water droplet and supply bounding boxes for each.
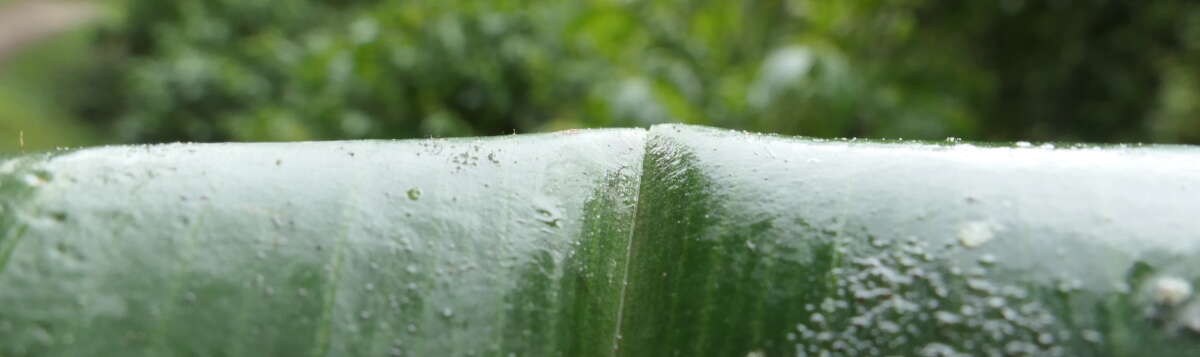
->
[444,144,505,172]
[788,237,1098,357]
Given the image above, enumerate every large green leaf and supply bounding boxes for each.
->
[4,124,1200,356]
[617,125,1200,356]
[0,129,645,356]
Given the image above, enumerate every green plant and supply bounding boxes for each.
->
[3,125,1200,355]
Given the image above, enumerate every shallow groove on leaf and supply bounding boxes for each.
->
[312,169,361,357]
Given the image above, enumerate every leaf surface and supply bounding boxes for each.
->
[5,125,1200,356]
[617,125,1200,356]
[0,129,645,356]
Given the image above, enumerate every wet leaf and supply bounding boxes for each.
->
[4,125,1200,356]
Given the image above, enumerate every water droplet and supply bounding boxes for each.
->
[918,342,961,357]
[406,265,418,274]
[809,313,826,325]
[958,221,998,248]
[407,188,422,200]
[1151,276,1192,306]
[360,310,371,319]
[966,278,995,293]
[1180,301,1200,333]
[878,321,901,333]
[22,172,50,186]
[1037,332,1054,345]
[366,283,375,291]
[935,311,961,324]
[987,296,1005,308]
[1057,278,1082,293]
[442,308,454,318]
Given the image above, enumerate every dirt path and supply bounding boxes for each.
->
[0,0,98,63]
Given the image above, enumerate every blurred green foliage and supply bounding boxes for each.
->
[66,0,1200,143]
[0,27,100,152]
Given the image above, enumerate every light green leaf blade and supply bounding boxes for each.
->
[617,124,1200,356]
[0,129,645,356]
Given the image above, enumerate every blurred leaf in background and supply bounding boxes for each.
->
[0,30,100,153]
[0,0,104,152]
[5,0,1200,148]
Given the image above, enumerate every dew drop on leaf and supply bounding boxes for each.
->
[1151,276,1192,306]
[958,221,997,248]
